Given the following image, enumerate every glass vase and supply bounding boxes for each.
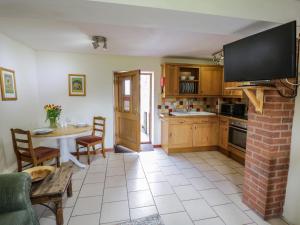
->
[49,117,57,128]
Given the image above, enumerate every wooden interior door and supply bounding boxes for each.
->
[114,70,141,151]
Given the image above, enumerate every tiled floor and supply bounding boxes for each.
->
[34,149,289,225]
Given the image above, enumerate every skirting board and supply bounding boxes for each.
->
[163,146,218,154]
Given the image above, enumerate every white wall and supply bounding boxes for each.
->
[36,51,212,149]
[283,92,300,225]
[0,33,39,172]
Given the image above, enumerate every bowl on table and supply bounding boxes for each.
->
[23,166,55,182]
[33,128,54,135]
[74,122,89,128]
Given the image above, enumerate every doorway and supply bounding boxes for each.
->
[140,72,152,144]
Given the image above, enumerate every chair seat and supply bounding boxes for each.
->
[21,147,60,160]
[76,135,103,146]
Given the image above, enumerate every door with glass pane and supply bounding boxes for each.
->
[114,70,141,151]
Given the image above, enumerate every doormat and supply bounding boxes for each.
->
[114,145,133,153]
[114,214,164,225]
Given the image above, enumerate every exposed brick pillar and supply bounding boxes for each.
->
[243,89,295,219]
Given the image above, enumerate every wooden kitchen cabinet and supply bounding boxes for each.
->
[193,122,218,147]
[161,116,219,153]
[219,117,229,150]
[169,124,193,148]
[200,66,222,96]
[161,64,179,97]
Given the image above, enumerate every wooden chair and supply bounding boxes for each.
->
[75,116,106,164]
[11,129,60,172]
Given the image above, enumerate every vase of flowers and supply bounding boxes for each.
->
[44,104,62,128]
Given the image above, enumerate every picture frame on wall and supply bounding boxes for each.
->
[68,74,86,96]
[0,67,17,101]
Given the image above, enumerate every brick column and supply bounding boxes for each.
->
[243,89,295,219]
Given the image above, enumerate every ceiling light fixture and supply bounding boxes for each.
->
[212,49,224,65]
[92,36,108,50]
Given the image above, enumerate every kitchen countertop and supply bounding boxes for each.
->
[160,113,248,122]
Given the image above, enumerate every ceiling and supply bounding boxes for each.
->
[0,0,299,58]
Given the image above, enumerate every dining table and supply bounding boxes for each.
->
[32,125,92,168]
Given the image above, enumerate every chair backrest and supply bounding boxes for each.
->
[93,116,105,140]
[10,129,37,164]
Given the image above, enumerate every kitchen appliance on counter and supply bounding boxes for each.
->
[220,103,247,119]
[228,119,247,152]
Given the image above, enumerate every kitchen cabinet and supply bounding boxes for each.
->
[162,64,179,97]
[169,124,193,148]
[219,117,229,150]
[161,116,219,153]
[161,63,223,97]
[200,66,222,96]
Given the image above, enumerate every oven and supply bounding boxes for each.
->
[228,120,247,152]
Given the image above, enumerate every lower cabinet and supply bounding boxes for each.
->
[219,117,229,150]
[161,116,219,153]
[169,124,193,148]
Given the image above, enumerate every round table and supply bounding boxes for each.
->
[32,126,92,168]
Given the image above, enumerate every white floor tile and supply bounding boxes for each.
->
[161,212,194,225]
[181,168,203,179]
[105,175,126,188]
[72,179,83,192]
[79,182,104,197]
[149,182,174,196]
[194,163,215,172]
[154,194,184,215]
[183,199,217,220]
[227,194,249,211]
[130,206,158,220]
[126,169,145,179]
[166,174,190,186]
[146,172,167,183]
[63,191,79,208]
[245,210,270,225]
[189,177,215,190]
[127,178,149,192]
[161,166,181,175]
[84,173,105,184]
[68,214,100,225]
[224,173,244,185]
[100,201,130,224]
[107,167,125,176]
[194,217,226,225]
[128,190,154,208]
[200,189,231,206]
[103,187,127,202]
[203,171,227,182]
[173,185,202,201]
[214,181,242,195]
[214,165,236,175]
[72,196,102,216]
[213,203,253,225]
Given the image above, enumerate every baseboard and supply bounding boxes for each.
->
[153,144,162,148]
[164,146,218,154]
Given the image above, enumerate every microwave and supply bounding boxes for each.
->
[221,103,246,117]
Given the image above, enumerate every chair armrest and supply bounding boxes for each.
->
[0,172,32,213]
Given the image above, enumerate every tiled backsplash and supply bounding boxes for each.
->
[158,97,248,114]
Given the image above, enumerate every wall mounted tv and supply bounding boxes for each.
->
[224,21,297,82]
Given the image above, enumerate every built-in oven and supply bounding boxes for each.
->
[228,120,247,152]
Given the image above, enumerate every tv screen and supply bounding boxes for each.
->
[224,21,297,82]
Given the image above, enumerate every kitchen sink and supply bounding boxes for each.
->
[170,111,216,116]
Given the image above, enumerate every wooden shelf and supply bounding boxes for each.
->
[226,86,277,114]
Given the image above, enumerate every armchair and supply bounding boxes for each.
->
[0,172,39,225]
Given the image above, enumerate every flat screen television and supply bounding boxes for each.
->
[224,21,297,82]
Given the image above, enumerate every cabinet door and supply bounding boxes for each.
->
[200,66,222,96]
[163,64,179,97]
[169,124,193,148]
[219,119,229,149]
[193,122,218,146]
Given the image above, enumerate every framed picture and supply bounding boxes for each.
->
[0,67,17,101]
[68,74,86,96]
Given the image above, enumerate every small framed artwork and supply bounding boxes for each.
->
[0,67,17,101]
[68,74,86,96]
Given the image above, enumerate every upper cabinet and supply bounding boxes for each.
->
[199,66,222,96]
[161,63,223,97]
